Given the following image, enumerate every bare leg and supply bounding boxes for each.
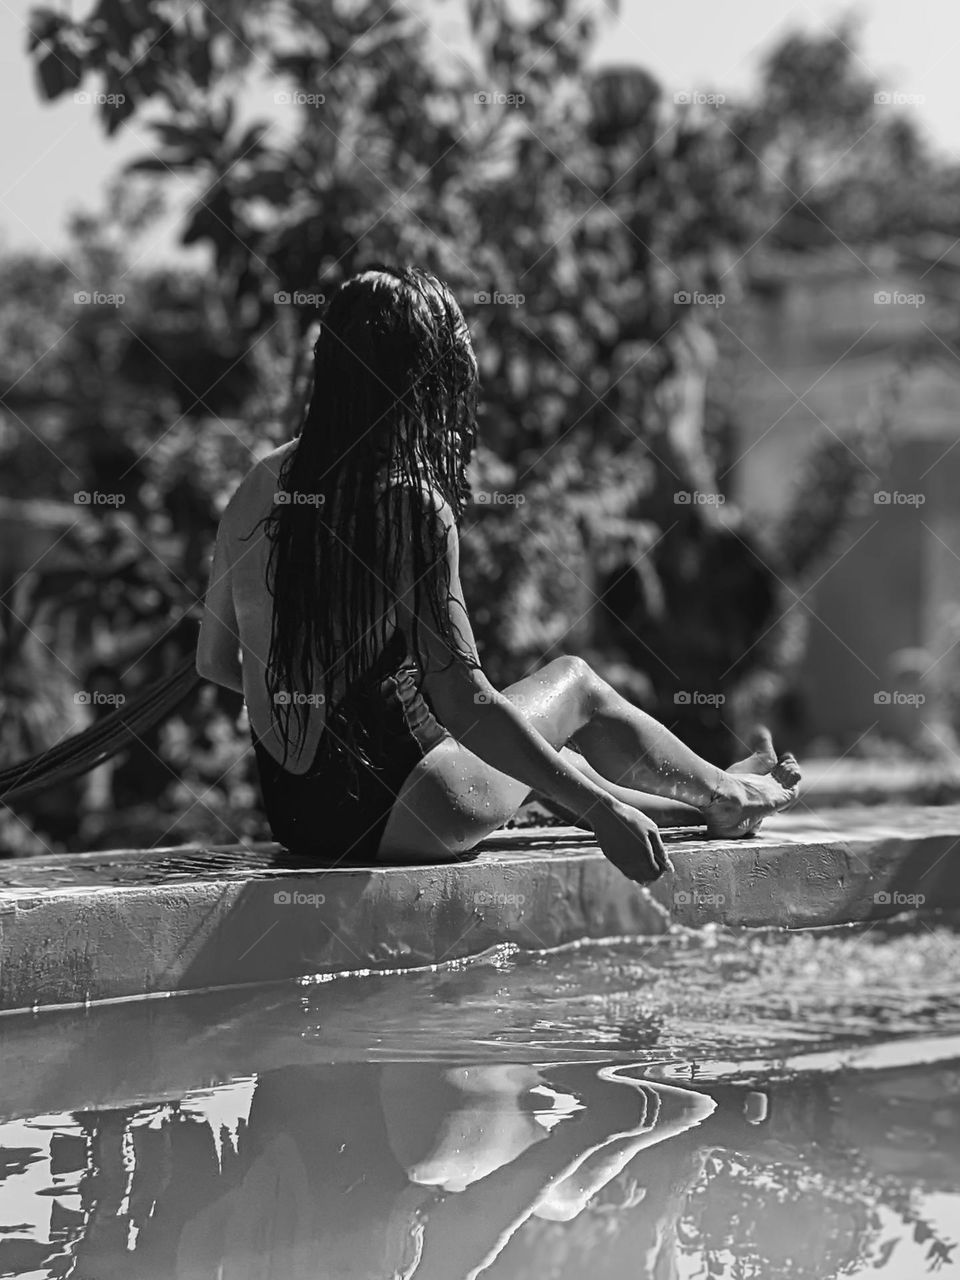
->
[488,657,796,821]
[564,670,774,807]
[378,656,798,860]
[546,747,704,829]
[543,726,791,831]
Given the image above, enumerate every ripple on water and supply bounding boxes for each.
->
[289,913,960,1072]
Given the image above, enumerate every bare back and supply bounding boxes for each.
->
[221,440,402,773]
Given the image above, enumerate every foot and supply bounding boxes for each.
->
[705,727,801,837]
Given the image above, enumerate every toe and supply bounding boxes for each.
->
[729,726,777,774]
[772,753,802,787]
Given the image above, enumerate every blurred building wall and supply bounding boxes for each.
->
[725,243,960,748]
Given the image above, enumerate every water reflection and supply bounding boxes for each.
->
[1,1058,958,1279]
[168,1064,713,1280]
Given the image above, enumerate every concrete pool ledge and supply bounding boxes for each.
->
[1,803,960,1014]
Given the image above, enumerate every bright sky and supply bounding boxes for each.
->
[1,0,958,265]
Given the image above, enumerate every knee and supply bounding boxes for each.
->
[548,654,604,716]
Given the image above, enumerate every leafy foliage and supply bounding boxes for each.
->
[5,0,956,848]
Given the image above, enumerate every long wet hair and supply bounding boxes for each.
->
[257,264,480,783]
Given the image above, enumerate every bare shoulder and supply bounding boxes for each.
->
[222,440,298,538]
[257,438,298,483]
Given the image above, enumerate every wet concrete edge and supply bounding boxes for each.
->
[1,806,959,1013]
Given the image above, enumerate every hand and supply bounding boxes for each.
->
[590,799,674,884]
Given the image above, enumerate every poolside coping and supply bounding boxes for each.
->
[1,803,959,1014]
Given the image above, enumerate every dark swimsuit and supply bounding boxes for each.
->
[250,627,451,864]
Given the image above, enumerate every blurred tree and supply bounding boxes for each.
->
[8,0,957,847]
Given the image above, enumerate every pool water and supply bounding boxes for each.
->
[1,917,959,1279]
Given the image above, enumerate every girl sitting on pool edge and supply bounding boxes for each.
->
[196,265,800,882]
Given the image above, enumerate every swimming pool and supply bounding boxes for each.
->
[1,915,958,1278]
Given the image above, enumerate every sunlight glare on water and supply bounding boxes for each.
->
[0,917,958,1279]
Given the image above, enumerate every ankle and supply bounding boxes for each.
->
[703,770,745,810]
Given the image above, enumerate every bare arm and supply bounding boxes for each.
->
[196,517,244,694]
[392,497,613,821]
[394,493,670,883]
